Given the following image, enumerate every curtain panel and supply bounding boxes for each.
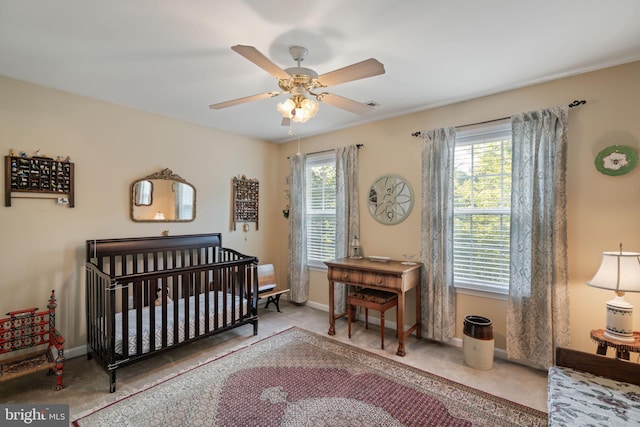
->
[507,105,570,369]
[288,153,309,304]
[420,127,457,341]
[334,145,360,315]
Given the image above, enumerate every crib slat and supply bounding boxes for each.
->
[183,272,190,341]
[172,278,179,346]
[194,271,201,336]
[203,271,210,334]
[161,279,168,349]
[222,268,228,328]
[214,270,220,330]
[148,278,156,353]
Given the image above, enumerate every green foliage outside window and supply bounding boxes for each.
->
[307,161,337,263]
[454,139,512,289]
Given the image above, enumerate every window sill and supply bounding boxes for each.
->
[454,284,508,301]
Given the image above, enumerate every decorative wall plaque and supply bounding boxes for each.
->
[594,145,638,176]
[233,176,259,230]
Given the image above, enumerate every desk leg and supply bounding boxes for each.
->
[396,291,406,357]
[328,280,335,336]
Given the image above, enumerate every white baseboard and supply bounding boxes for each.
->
[65,345,87,359]
[304,300,328,312]
[303,300,511,362]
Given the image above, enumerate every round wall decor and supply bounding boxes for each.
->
[594,145,638,176]
[368,174,414,225]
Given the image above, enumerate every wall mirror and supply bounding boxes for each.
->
[368,174,414,225]
[130,168,196,222]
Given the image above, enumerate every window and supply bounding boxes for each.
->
[175,183,194,219]
[305,152,336,267]
[453,123,512,294]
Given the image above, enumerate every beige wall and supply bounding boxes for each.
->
[276,60,640,355]
[0,76,281,350]
[2,60,638,358]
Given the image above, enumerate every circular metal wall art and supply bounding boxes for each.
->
[368,174,414,225]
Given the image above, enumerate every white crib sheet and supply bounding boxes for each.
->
[113,291,247,355]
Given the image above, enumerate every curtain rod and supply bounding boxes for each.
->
[410,99,587,138]
[287,143,363,159]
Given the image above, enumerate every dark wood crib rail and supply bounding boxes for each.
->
[85,234,259,392]
[556,347,640,386]
[87,233,223,276]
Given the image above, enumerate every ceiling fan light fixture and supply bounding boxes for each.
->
[277,98,296,119]
[213,45,384,126]
[277,95,319,123]
[296,97,319,122]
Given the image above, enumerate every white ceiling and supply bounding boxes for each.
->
[1,1,639,143]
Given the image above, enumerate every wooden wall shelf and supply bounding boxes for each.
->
[5,156,75,207]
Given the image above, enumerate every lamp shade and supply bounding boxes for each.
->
[587,251,640,293]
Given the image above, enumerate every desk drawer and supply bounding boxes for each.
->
[329,268,361,284]
[361,272,401,290]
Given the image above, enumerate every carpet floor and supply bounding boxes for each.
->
[73,327,546,426]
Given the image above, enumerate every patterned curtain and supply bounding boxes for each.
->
[420,127,456,341]
[288,153,309,303]
[334,145,360,315]
[507,106,570,369]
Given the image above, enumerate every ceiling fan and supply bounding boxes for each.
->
[209,45,385,124]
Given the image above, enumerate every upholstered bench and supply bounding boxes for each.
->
[348,288,398,349]
[257,264,290,312]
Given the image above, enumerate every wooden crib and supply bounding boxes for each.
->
[85,233,259,392]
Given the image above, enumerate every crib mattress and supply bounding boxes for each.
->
[112,291,247,356]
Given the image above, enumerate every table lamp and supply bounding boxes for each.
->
[350,236,363,259]
[587,245,640,342]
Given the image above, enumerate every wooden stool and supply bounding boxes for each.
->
[348,288,398,349]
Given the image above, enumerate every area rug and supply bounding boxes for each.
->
[72,327,546,426]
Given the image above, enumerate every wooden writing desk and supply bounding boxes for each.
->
[325,258,422,356]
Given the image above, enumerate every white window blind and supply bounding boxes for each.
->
[305,152,336,266]
[453,123,512,293]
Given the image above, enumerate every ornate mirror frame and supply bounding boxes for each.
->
[367,174,414,225]
[130,168,196,222]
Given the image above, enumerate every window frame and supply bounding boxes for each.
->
[453,122,512,296]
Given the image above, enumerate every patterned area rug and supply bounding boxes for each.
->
[73,327,546,426]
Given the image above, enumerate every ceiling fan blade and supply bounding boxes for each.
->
[317,58,385,87]
[317,93,375,115]
[281,117,290,126]
[231,45,291,80]
[209,92,280,110]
